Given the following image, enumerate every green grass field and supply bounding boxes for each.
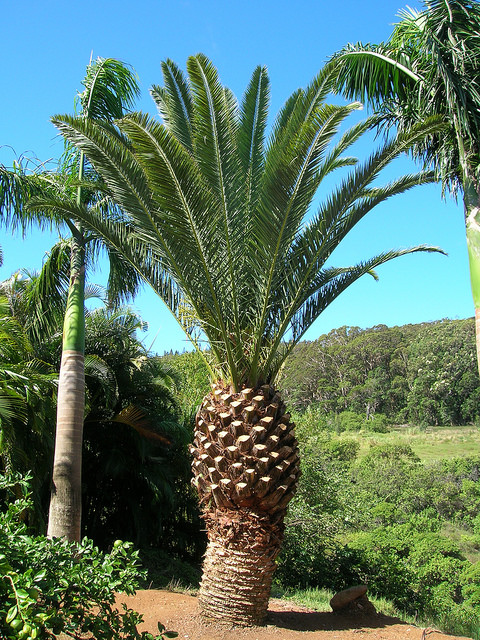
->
[355,425,480,461]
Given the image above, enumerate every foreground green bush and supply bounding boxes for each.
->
[0,473,177,640]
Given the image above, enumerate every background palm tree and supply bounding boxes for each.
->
[52,54,443,624]
[330,0,480,372]
[43,57,140,540]
[0,58,141,540]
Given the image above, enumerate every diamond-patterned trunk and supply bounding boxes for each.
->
[190,382,300,625]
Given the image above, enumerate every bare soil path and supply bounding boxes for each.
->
[119,589,472,640]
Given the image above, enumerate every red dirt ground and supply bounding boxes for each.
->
[119,589,473,640]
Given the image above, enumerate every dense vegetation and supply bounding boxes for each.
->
[279,318,480,427]
[1,270,479,636]
[278,432,480,636]
[0,276,200,561]
[0,473,177,640]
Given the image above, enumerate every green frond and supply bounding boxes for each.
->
[78,57,140,121]
[53,54,445,389]
[112,405,170,444]
[331,43,421,107]
[0,389,27,423]
[288,245,445,344]
[152,58,194,151]
[0,244,69,346]
[331,0,480,194]
[237,66,269,221]
[52,114,156,222]
[0,164,64,233]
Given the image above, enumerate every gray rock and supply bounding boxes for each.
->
[330,585,368,611]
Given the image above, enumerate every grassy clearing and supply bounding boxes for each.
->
[355,425,480,461]
[272,586,413,620]
[441,522,480,563]
[271,586,333,611]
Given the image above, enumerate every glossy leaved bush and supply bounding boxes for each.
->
[0,473,177,640]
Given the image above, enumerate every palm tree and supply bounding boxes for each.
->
[330,0,480,372]
[0,57,141,540]
[44,57,141,541]
[51,54,443,624]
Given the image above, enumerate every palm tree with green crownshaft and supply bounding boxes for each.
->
[51,54,444,624]
[1,57,140,540]
[46,57,141,541]
[330,0,480,374]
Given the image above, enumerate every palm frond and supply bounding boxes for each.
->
[152,58,194,151]
[78,57,140,120]
[112,405,170,444]
[53,55,445,389]
[0,389,27,423]
[0,164,64,233]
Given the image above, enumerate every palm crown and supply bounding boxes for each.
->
[329,0,480,379]
[331,0,480,195]
[52,54,441,391]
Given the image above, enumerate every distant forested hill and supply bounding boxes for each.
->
[278,318,480,426]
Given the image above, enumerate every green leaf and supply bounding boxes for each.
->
[33,570,46,582]
[6,605,18,623]
[10,617,23,630]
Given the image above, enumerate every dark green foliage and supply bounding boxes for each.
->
[280,318,480,426]
[0,473,177,640]
[406,320,480,425]
[0,289,57,532]
[462,562,480,608]
[276,426,480,636]
[345,520,466,611]
[0,272,205,562]
[277,430,361,589]
[80,308,202,557]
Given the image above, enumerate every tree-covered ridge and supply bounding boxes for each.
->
[279,318,480,426]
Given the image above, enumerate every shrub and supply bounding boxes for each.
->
[334,411,364,432]
[0,473,177,640]
[364,413,390,433]
[462,562,480,608]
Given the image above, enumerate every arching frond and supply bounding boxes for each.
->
[53,54,444,389]
[78,57,140,121]
[330,0,480,193]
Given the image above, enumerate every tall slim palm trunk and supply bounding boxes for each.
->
[47,229,85,540]
[464,179,480,378]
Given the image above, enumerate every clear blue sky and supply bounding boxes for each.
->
[0,0,471,355]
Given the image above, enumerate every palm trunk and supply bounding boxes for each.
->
[191,383,300,625]
[47,231,85,540]
[464,179,480,378]
[199,509,283,625]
